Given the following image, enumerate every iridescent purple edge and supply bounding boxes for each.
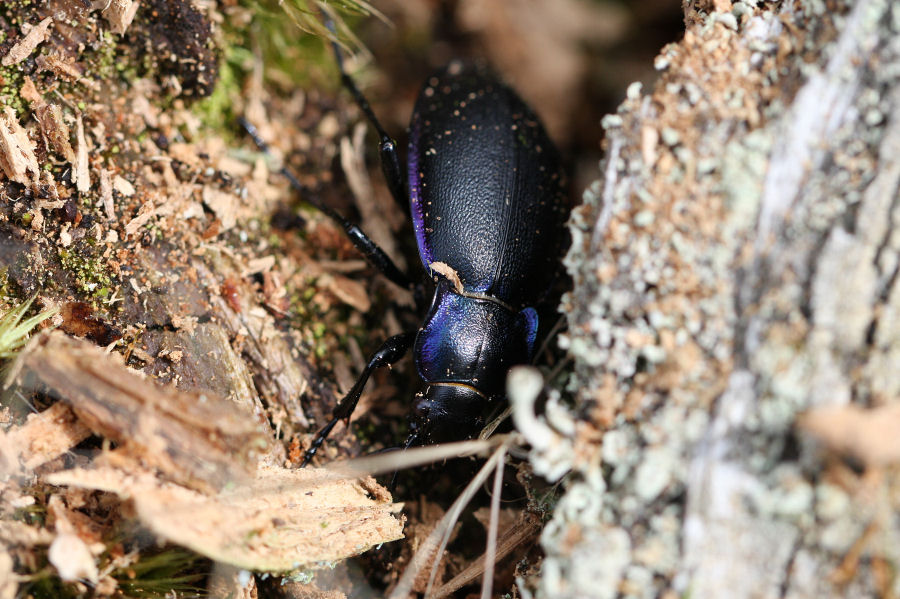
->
[408,119,433,268]
[520,307,539,358]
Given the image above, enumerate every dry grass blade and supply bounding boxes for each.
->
[274,0,389,55]
[480,447,506,599]
[429,511,542,599]
[326,437,500,479]
[388,442,510,599]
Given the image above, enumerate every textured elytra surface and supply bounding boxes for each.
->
[408,61,568,304]
[524,0,900,598]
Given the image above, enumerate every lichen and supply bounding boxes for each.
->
[534,0,900,597]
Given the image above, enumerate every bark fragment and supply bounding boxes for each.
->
[1,17,53,67]
[46,464,404,571]
[0,107,40,186]
[12,332,268,493]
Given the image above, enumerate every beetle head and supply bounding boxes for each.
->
[409,384,488,445]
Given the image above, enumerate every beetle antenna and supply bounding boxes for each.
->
[322,16,409,211]
[238,117,311,195]
[323,19,392,143]
[386,430,421,490]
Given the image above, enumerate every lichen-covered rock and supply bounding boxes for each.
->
[531,1,900,597]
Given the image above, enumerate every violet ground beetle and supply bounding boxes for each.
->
[242,22,568,466]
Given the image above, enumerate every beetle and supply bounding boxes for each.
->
[244,30,568,465]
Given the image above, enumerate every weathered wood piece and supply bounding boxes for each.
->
[12,332,269,492]
[1,401,90,474]
[46,464,404,572]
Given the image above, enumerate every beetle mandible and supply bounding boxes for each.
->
[245,27,568,465]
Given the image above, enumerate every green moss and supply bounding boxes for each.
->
[93,31,120,80]
[194,44,249,137]
[57,247,119,303]
[352,418,377,445]
[1,0,37,29]
[194,0,375,136]
[0,62,28,116]
[0,268,13,305]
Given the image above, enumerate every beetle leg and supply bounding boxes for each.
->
[240,118,414,291]
[324,19,409,209]
[301,331,416,466]
[343,222,412,291]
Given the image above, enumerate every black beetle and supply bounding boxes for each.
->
[244,33,567,464]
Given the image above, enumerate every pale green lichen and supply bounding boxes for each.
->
[535,0,900,597]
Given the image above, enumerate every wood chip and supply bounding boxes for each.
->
[112,174,135,196]
[0,106,40,186]
[20,77,76,164]
[131,94,159,128]
[46,464,405,571]
[74,114,90,192]
[102,0,140,35]
[34,54,99,90]
[322,273,371,313]
[1,17,52,67]
[0,552,13,599]
[99,169,115,221]
[243,255,276,277]
[12,332,268,492]
[799,403,900,466]
[124,202,155,236]
[202,187,238,230]
[4,402,91,473]
[48,533,98,583]
[429,261,464,293]
[18,77,42,105]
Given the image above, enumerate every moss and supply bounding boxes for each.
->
[193,0,373,137]
[0,268,14,307]
[92,31,121,81]
[194,44,248,137]
[0,0,37,29]
[0,63,28,116]
[57,247,118,304]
